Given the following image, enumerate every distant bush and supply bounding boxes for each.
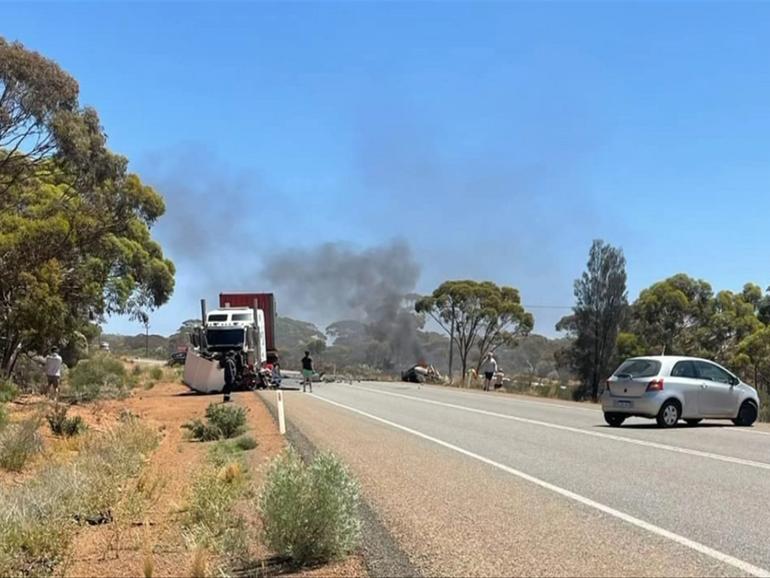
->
[149,367,163,381]
[46,404,87,437]
[0,419,43,471]
[259,449,360,565]
[183,404,247,442]
[67,352,132,401]
[0,380,19,403]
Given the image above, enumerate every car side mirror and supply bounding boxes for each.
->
[730,376,739,387]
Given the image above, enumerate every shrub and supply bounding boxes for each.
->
[0,405,7,430]
[67,352,131,402]
[0,419,43,471]
[759,389,769,422]
[234,435,257,451]
[259,449,360,565]
[46,404,87,437]
[183,404,247,441]
[0,380,19,403]
[150,367,163,381]
[10,355,46,393]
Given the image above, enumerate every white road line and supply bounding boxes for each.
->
[379,381,601,413]
[311,393,770,578]
[727,427,770,437]
[345,384,770,472]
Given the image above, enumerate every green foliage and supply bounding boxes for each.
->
[67,352,132,401]
[259,449,360,565]
[183,403,247,442]
[0,405,6,430]
[558,240,628,401]
[0,37,175,374]
[0,379,19,403]
[149,366,163,381]
[46,404,86,437]
[0,418,159,576]
[234,434,258,451]
[0,418,43,471]
[416,280,534,379]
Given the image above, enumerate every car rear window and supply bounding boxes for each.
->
[613,359,661,378]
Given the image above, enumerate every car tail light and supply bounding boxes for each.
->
[646,378,664,392]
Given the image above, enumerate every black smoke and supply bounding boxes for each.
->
[262,240,425,368]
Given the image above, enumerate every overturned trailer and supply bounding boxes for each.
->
[183,293,276,393]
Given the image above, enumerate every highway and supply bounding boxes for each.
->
[260,381,770,577]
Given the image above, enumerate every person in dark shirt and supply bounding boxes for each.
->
[223,350,237,402]
[301,350,313,393]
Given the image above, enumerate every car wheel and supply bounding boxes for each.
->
[604,412,625,428]
[732,401,758,427]
[656,400,680,428]
[685,419,702,426]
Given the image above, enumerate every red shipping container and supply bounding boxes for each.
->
[219,292,277,353]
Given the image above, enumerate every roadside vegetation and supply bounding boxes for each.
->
[259,448,360,566]
[0,415,159,576]
[182,440,253,575]
[183,403,248,441]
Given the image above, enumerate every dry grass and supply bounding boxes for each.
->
[0,417,160,576]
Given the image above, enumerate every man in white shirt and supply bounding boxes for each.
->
[481,352,498,392]
[44,347,63,395]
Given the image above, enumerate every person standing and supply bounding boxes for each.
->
[44,347,63,397]
[481,352,498,392]
[222,350,237,403]
[301,350,314,393]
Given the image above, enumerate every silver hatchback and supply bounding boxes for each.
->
[602,356,760,428]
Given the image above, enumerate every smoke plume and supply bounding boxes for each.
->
[262,240,425,367]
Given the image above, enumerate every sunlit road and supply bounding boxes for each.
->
[260,381,770,577]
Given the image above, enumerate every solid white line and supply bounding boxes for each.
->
[382,381,601,413]
[346,384,770,472]
[727,427,770,437]
[311,393,770,578]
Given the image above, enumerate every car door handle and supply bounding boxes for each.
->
[700,384,708,389]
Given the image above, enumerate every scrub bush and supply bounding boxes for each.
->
[183,404,247,441]
[259,449,360,565]
[0,419,43,471]
[67,352,132,401]
[46,404,87,437]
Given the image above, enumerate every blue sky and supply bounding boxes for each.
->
[5,1,770,337]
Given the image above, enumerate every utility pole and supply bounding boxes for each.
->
[448,316,454,383]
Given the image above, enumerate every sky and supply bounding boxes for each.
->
[4,1,770,337]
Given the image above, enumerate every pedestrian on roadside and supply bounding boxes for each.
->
[222,350,237,403]
[44,346,63,397]
[301,350,314,393]
[481,352,498,392]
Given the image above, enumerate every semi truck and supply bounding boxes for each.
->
[182,292,278,393]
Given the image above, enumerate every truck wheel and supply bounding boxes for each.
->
[604,412,625,428]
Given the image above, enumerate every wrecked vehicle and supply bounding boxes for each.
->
[402,363,442,384]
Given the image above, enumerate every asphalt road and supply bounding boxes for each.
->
[260,381,770,577]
